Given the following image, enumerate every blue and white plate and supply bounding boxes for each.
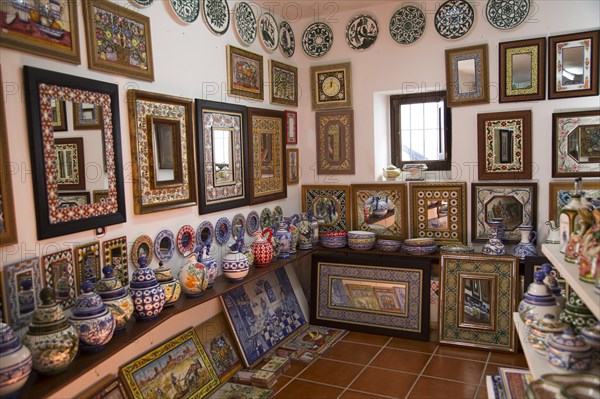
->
[197,221,214,246]
[389,6,426,45]
[133,0,154,6]
[279,20,295,57]
[485,0,530,30]
[154,230,175,262]
[259,12,279,52]
[345,14,378,50]
[215,217,232,245]
[247,211,260,235]
[434,0,474,40]
[170,0,200,23]
[202,0,230,35]
[302,22,333,58]
[235,1,257,45]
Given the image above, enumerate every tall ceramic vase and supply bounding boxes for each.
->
[482,218,506,256]
[512,224,538,259]
[251,231,274,267]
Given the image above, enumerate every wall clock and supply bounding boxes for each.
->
[310,62,352,110]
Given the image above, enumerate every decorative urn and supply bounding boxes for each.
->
[69,280,115,353]
[518,270,562,325]
[274,221,292,259]
[222,234,250,282]
[251,231,274,267]
[200,244,219,288]
[482,218,507,256]
[178,248,208,298]
[0,322,32,398]
[154,262,181,307]
[512,224,538,259]
[129,256,166,321]
[95,266,134,333]
[23,288,78,375]
[546,330,593,372]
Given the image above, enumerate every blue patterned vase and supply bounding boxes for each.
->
[200,245,219,288]
[0,322,32,398]
[482,218,506,256]
[95,266,134,333]
[129,256,166,321]
[275,221,292,259]
[512,224,538,259]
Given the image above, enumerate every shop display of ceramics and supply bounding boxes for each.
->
[485,0,530,30]
[389,6,426,45]
[178,250,209,298]
[259,12,278,51]
[302,22,334,58]
[234,1,257,45]
[345,14,378,50]
[519,270,563,325]
[202,0,230,35]
[434,0,474,40]
[546,330,593,372]
[279,20,295,57]
[170,0,200,23]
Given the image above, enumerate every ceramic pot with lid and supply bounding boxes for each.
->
[546,330,593,372]
[580,321,600,365]
[518,270,563,325]
[541,263,566,308]
[130,256,166,321]
[0,322,32,398]
[154,262,181,307]
[222,237,250,282]
[559,291,597,335]
[95,266,134,333]
[528,315,570,355]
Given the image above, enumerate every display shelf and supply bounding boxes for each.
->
[541,243,600,319]
[513,312,556,379]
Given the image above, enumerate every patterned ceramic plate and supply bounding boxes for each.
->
[132,235,153,268]
[273,205,283,223]
[197,221,214,246]
[170,0,200,23]
[485,0,530,30]
[177,225,196,255]
[279,20,295,57]
[389,6,426,45]
[345,14,378,50]
[133,0,154,6]
[247,211,260,235]
[235,1,257,45]
[215,217,232,245]
[434,0,474,40]
[260,207,274,230]
[232,213,246,239]
[259,12,279,51]
[154,229,175,262]
[202,0,230,35]
[302,22,333,58]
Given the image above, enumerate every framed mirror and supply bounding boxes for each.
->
[154,229,175,263]
[445,44,489,107]
[24,66,126,239]
[196,221,214,247]
[552,110,600,177]
[499,37,546,103]
[0,67,17,245]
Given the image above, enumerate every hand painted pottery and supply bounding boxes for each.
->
[129,256,166,321]
[519,271,562,325]
[382,165,401,179]
[482,218,507,256]
[512,225,538,259]
[260,208,274,230]
[215,217,232,245]
[69,280,115,353]
[345,14,378,50]
[347,231,376,250]
[546,330,593,372]
[545,220,561,244]
[222,240,250,282]
[389,6,425,45]
[247,211,260,235]
[321,231,347,249]
[434,0,474,40]
[23,288,78,375]
[258,12,278,51]
[404,237,435,246]
[154,262,181,307]
[578,206,600,283]
[403,243,437,255]
[565,207,593,263]
[177,224,196,255]
[243,245,254,266]
[251,231,274,267]
[559,194,583,253]
[178,251,208,298]
[279,20,295,57]
[370,196,389,217]
[302,22,333,58]
[170,0,200,23]
[485,0,530,30]
[528,315,569,355]
[541,264,566,308]
[0,322,32,398]
[202,0,230,35]
[580,321,600,365]
[376,239,402,252]
[307,211,320,243]
[95,266,134,333]
[200,245,219,288]
[559,291,596,335]
[289,224,299,254]
[274,221,292,259]
[234,1,256,45]
[297,214,314,250]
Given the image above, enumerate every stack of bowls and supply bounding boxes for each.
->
[376,239,402,252]
[347,231,376,250]
[403,238,437,255]
[320,231,348,248]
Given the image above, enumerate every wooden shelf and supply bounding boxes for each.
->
[513,313,557,380]
[541,244,600,319]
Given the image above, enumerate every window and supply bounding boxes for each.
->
[390,91,452,171]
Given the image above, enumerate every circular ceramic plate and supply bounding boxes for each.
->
[434,0,474,40]
[202,0,230,35]
[177,225,196,255]
[247,211,260,235]
[485,0,530,30]
[279,20,295,57]
[215,217,232,245]
[133,0,154,6]
[132,235,153,267]
[302,22,334,58]
[234,1,257,45]
[259,12,279,51]
[232,213,246,239]
[169,0,200,23]
[345,14,378,50]
[154,229,175,262]
[260,208,274,230]
[389,6,426,45]
[197,221,214,247]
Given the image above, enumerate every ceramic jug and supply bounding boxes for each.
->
[178,248,208,298]
[0,322,32,398]
[154,261,181,307]
[130,256,166,321]
[274,221,292,259]
[251,231,274,267]
[482,218,507,256]
[95,266,134,333]
[199,244,219,288]
[512,224,538,259]
[545,220,560,244]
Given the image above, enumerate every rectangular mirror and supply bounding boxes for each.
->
[316,109,355,174]
[552,110,600,177]
[499,37,546,102]
[148,116,181,188]
[459,275,496,331]
[0,67,17,244]
[445,44,489,107]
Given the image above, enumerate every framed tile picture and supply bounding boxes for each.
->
[74,241,101,295]
[269,60,298,107]
[1,258,42,328]
[552,110,600,178]
[302,185,350,233]
[316,109,355,175]
[285,110,298,144]
[227,45,264,101]
[548,181,600,222]
[41,249,76,309]
[310,62,352,110]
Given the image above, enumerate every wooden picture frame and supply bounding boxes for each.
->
[270,60,298,107]
[445,44,489,107]
[350,183,409,240]
[310,62,352,110]
[73,102,102,130]
[83,0,154,81]
[0,0,80,64]
[227,45,264,100]
[102,236,128,286]
[50,99,68,132]
[548,181,600,222]
[247,108,287,205]
[57,191,91,208]
[477,110,532,180]
[77,375,127,399]
[440,254,518,353]
[410,182,467,245]
[316,109,355,175]
[302,185,350,233]
[311,253,431,341]
[195,99,249,214]
[41,249,76,309]
[74,241,101,296]
[1,258,42,329]
[286,149,299,185]
[548,30,599,99]
[55,137,86,191]
[127,90,197,214]
[285,110,298,144]
[552,110,600,178]
[471,183,537,243]
[0,67,17,245]
[119,329,220,399]
[499,37,546,103]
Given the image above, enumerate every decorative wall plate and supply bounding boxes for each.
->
[133,0,154,5]
[169,0,200,23]
[132,235,153,267]
[154,230,176,262]
[234,1,257,45]
[279,21,295,57]
[197,221,214,246]
[215,217,232,245]
[259,12,279,51]
[435,0,474,40]
[232,213,246,239]
[202,0,230,35]
[486,0,530,30]
[247,211,260,235]
[177,225,196,255]
[345,14,378,50]
[302,22,334,58]
[390,6,426,45]
[260,208,274,230]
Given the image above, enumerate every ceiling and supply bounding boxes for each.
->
[252,0,393,20]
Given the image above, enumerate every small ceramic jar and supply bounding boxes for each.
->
[69,280,115,353]
[297,214,314,250]
[0,322,32,398]
[274,221,292,259]
[222,247,250,282]
[546,330,593,372]
[129,256,166,321]
[154,262,181,307]
[518,270,563,325]
[178,251,208,298]
[559,291,597,334]
[95,266,134,334]
[23,288,78,375]
[528,315,569,355]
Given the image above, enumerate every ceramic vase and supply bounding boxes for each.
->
[154,262,181,307]
[564,206,593,263]
[95,266,134,333]
[69,280,115,353]
[518,270,562,325]
[200,245,219,288]
[222,248,250,282]
[178,251,208,298]
[482,218,507,256]
[129,256,166,321]
[512,224,538,259]
[559,193,583,253]
[0,323,32,398]
[559,291,597,335]
[251,231,274,267]
[23,288,78,375]
[274,221,292,259]
[546,330,593,372]
[297,213,313,250]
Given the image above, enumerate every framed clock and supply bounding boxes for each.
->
[310,62,352,110]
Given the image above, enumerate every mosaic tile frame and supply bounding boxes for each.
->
[350,183,408,240]
[75,241,101,296]
[301,185,350,233]
[316,109,355,175]
[445,44,489,107]
[102,236,128,286]
[42,249,76,309]
[1,258,42,329]
[552,110,600,178]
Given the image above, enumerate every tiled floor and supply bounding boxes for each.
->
[272,331,528,399]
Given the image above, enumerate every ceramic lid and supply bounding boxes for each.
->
[130,256,159,288]
[27,288,70,335]
[580,321,600,342]
[154,261,174,282]
[530,315,569,336]
[541,264,562,295]
[0,322,21,354]
[546,330,592,355]
[96,266,124,292]
[523,271,555,304]
[71,280,106,317]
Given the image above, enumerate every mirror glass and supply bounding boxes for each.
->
[110,247,123,268]
[48,259,70,304]
[462,278,492,327]
[561,45,584,85]
[327,125,341,162]
[457,58,476,94]
[567,124,600,163]
[180,232,191,249]
[260,132,274,177]
[200,227,212,243]
[426,199,448,229]
[213,128,234,185]
[511,52,532,89]
[159,237,172,255]
[150,118,180,185]
[493,128,514,164]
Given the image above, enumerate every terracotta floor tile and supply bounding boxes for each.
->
[322,341,381,365]
[273,379,343,399]
[475,384,489,399]
[489,351,529,368]
[483,363,502,377]
[422,356,486,385]
[387,338,439,353]
[349,367,417,398]
[298,358,364,387]
[272,376,292,394]
[283,361,310,377]
[340,389,394,399]
[408,376,478,399]
[342,331,391,346]
[370,348,431,374]
[435,345,490,361]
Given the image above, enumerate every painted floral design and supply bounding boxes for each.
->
[204,0,229,33]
